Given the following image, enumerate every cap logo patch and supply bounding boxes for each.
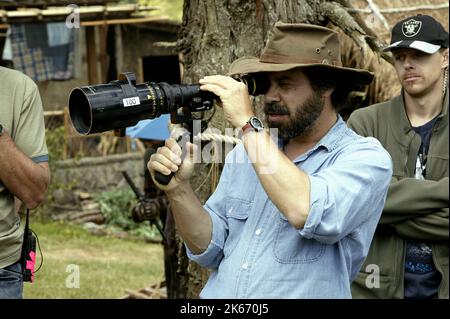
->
[402,19,422,37]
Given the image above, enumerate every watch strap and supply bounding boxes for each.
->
[241,122,253,132]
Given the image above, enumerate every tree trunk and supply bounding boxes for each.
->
[167,0,387,298]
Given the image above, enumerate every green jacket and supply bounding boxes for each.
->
[347,90,449,299]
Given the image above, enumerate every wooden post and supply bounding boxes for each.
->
[63,107,69,160]
[136,57,144,84]
[85,25,98,84]
[98,24,109,83]
[115,24,123,76]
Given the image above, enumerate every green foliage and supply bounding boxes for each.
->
[35,126,74,218]
[95,188,163,242]
[95,188,135,228]
[45,126,66,163]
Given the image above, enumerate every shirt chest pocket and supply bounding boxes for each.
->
[426,156,449,180]
[273,213,326,264]
[223,198,251,258]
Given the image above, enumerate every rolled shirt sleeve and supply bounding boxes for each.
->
[299,138,393,244]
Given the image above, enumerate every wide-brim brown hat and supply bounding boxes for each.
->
[229,22,374,86]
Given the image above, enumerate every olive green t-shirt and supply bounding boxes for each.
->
[0,66,48,269]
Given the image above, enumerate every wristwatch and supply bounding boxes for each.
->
[241,116,264,133]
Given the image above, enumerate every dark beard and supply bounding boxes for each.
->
[264,91,325,141]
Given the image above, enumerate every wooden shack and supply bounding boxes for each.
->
[1,0,180,110]
[1,0,180,159]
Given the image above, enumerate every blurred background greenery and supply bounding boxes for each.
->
[24,221,164,298]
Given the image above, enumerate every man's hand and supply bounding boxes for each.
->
[147,137,197,192]
[199,75,254,129]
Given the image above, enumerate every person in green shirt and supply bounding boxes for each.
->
[0,66,50,298]
[348,14,448,299]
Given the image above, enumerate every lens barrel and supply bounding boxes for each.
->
[68,72,269,135]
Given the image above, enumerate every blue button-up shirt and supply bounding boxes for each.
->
[186,116,393,298]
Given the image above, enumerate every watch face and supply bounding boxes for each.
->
[250,117,264,131]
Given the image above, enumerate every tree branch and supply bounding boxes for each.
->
[346,2,449,14]
[366,0,390,31]
[320,1,369,59]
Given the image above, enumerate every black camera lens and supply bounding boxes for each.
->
[68,75,216,135]
[68,72,269,135]
[68,88,92,135]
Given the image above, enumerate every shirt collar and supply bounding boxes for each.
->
[392,87,449,135]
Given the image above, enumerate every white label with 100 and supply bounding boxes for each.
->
[123,97,141,107]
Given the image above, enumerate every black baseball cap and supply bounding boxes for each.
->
[383,14,449,54]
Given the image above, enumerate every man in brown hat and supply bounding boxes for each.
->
[348,14,448,299]
[148,22,393,298]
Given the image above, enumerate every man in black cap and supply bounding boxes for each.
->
[348,14,449,299]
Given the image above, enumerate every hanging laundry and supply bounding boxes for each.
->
[1,28,12,61]
[9,22,74,81]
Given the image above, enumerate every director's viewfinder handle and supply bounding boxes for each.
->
[155,171,174,186]
[154,134,188,186]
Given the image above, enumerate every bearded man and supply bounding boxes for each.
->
[147,22,393,298]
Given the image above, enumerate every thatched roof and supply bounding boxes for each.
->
[350,0,449,43]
